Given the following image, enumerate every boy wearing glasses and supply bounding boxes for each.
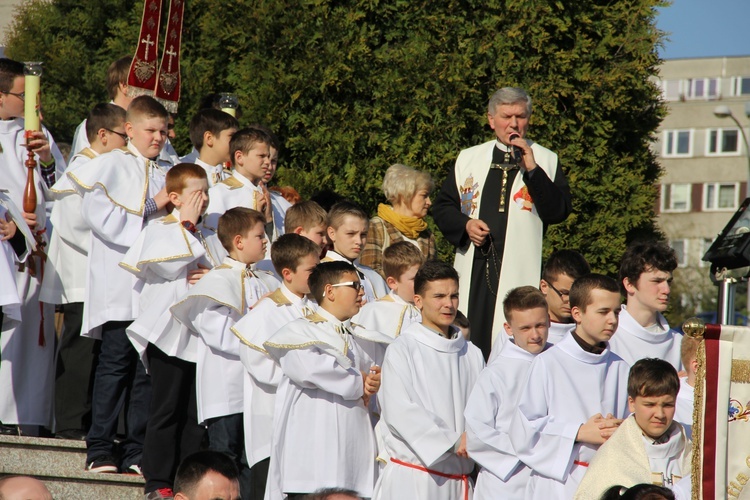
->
[263,261,391,499]
[609,241,682,370]
[0,57,66,434]
[539,250,591,345]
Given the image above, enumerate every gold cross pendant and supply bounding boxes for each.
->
[490,162,519,212]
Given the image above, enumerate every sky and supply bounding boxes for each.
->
[657,0,750,59]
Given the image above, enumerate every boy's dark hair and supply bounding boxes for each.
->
[247,123,280,151]
[229,127,272,165]
[188,108,239,150]
[383,241,425,280]
[85,103,127,143]
[0,58,24,93]
[126,95,169,122]
[271,233,321,276]
[285,200,328,233]
[453,310,470,329]
[328,201,369,230]
[619,240,678,290]
[301,488,363,500]
[308,261,358,304]
[602,483,675,500]
[106,55,132,99]
[503,286,548,323]
[217,207,266,253]
[542,249,591,283]
[414,260,459,297]
[569,273,620,312]
[165,163,208,194]
[310,189,345,213]
[173,450,239,496]
[627,358,680,399]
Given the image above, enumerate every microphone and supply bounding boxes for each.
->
[508,133,523,164]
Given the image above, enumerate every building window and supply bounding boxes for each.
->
[661,183,691,212]
[662,130,692,157]
[706,128,740,155]
[700,238,714,267]
[685,77,720,100]
[731,76,750,96]
[703,182,739,211]
[661,79,683,101]
[670,239,688,267]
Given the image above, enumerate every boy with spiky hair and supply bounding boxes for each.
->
[465,286,550,499]
[373,261,485,500]
[323,201,388,304]
[231,233,321,499]
[264,261,391,499]
[611,240,682,370]
[510,274,631,498]
[575,358,692,499]
[539,249,591,344]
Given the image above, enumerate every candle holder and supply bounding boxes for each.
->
[22,62,43,215]
[218,92,239,117]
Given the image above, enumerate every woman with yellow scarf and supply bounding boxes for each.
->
[360,164,437,279]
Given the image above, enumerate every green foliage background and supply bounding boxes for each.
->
[5,0,667,274]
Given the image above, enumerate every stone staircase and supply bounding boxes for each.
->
[0,435,144,499]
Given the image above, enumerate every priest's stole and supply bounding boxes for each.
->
[693,323,750,500]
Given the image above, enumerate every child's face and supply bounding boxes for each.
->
[623,267,672,314]
[571,289,621,346]
[173,177,209,215]
[504,306,549,354]
[263,146,278,183]
[0,76,24,120]
[327,271,364,319]
[628,394,676,440]
[327,216,368,261]
[235,142,271,183]
[299,224,328,251]
[210,128,236,164]
[414,278,459,335]
[388,264,420,304]
[285,253,319,297]
[234,221,267,265]
[126,115,168,158]
[541,273,575,323]
[101,124,128,152]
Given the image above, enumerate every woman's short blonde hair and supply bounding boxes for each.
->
[382,164,434,206]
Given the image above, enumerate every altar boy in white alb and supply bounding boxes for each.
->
[0,58,66,431]
[353,241,424,338]
[230,233,320,498]
[263,261,392,499]
[121,163,219,497]
[69,96,172,473]
[465,286,550,499]
[610,240,682,370]
[373,261,485,500]
[187,108,238,187]
[539,249,590,346]
[171,207,279,498]
[323,201,388,304]
[509,274,631,499]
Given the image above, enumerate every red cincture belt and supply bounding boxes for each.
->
[390,457,469,500]
[574,460,589,467]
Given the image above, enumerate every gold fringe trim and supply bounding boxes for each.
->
[692,337,706,500]
[731,360,750,384]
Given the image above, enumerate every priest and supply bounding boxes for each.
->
[432,87,571,359]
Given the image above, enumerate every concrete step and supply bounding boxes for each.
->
[0,435,144,499]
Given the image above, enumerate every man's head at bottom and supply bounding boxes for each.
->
[173,451,240,500]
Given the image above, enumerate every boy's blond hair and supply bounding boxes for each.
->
[285,200,327,233]
[680,334,699,371]
[382,241,424,280]
[217,207,265,253]
[126,95,168,123]
[327,201,368,230]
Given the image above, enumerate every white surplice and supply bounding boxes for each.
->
[269,190,291,239]
[40,148,97,305]
[373,323,485,500]
[194,157,229,188]
[203,171,263,232]
[121,210,219,368]
[0,118,65,426]
[465,340,543,500]
[230,285,316,468]
[170,257,279,423]
[353,292,421,339]
[322,250,388,305]
[547,321,574,346]
[263,308,392,499]
[574,416,691,499]
[674,377,694,441]
[68,143,169,338]
[609,305,683,370]
[509,334,630,499]
[0,195,30,322]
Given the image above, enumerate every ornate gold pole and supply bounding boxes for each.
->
[682,317,705,500]
[22,62,42,216]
